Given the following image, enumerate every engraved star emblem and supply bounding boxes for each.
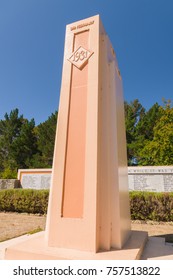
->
[68,46,94,70]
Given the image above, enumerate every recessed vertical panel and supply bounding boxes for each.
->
[46,15,131,252]
[62,31,89,218]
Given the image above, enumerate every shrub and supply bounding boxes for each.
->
[1,189,173,222]
[130,191,173,222]
[0,189,49,214]
[0,167,17,179]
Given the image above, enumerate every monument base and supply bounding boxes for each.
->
[5,231,148,260]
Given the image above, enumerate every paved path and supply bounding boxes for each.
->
[141,237,173,260]
[0,235,173,260]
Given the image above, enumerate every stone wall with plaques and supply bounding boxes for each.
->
[18,169,52,190]
[18,166,173,192]
[128,166,173,192]
[0,179,20,190]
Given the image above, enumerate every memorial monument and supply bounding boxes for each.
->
[5,15,147,259]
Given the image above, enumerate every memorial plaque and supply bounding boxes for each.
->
[18,169,51,190]
[163,175,173,192]
[18,166,173,192]
[128,166,173,192]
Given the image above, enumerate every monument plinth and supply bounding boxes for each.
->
[5,15,147,260]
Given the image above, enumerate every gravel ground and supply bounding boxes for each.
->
[0,212,173,242]
[131,220,173,241]
[0,212,46,242]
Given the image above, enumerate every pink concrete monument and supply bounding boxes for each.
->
[5,15,147,259]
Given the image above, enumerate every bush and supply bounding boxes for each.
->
[1,189,173,222]
[0,167,17,179]
[0,189,49,214]
[130,191,173,222]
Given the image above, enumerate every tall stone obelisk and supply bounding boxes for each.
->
[5,15,147,260]
[45,14,131,252]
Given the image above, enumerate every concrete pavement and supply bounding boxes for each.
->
[0,234,173,260]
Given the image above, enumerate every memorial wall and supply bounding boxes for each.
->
[128,166,173,192]
[18,169,52,190]
[18,166,173,192]
[0,179,20,190]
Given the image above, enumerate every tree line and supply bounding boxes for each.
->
[125,99,173,166]
[0,99,172,178]
[0,109,57,178]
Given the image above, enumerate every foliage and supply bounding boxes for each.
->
[32,111,57,168]
[130,191,173,221]
[0,109,38,176]
[124,99,145,165]
[0,167,17,179]
[0,98,172,178]
[138,101,173,165]
[124,99,173,166]
[1,189,173,222]
[0,189,49,214]
[0,109,57,177]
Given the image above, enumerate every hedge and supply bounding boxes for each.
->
[130,191,173,222]
[0,189,173,221]
[0,189,49,214]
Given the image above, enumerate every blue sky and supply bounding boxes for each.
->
[0,0,173,124]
